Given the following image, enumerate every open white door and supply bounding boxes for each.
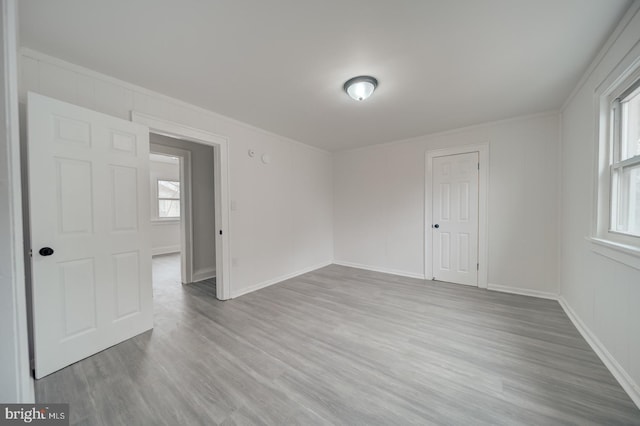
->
[27,92,153,379]
[431,152,479,286]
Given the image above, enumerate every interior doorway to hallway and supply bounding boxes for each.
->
[149,133,217,289]
[133,112,231,301]
[149,151,183,286]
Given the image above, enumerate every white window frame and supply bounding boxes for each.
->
[157,178,181,219]
[610,83,640,237]
[592,57,640,270]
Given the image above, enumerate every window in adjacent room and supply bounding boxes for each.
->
[157,179,180,218]
[610,79,640,237]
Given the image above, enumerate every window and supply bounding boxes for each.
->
[157,180,180,218]
[592,57,640,268]
[610,80,640,237]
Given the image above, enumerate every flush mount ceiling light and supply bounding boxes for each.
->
[344,76,378,101]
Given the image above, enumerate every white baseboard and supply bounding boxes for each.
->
[192,267,216,282]
[333,260,426,280]
[231,260,333,298]
[558,296,640,409]
[487,283,559,300]
[151,245,180,256]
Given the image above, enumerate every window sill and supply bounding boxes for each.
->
[151,218,180,225]
[587,236,640,271]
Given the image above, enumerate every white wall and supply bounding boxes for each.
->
[560,3,640,405]
[0,0,33,402]
[334,113,560,297]
[18,48,334,298]
[148,155,181,256]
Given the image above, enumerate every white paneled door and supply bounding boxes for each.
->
[431,152,479,286]
[27,93,153,379]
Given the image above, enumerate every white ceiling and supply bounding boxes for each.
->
[19,1,630,151]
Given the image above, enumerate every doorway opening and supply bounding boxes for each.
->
[133,112,231,300]
[148,150,187,293]
[149,133,217,295]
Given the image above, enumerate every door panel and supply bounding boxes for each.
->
[55,158,94,234]
[28,92,152,379]
[113,251,142,319]
[59,258,97,337]
[110,165,139,231]
[432,152,479,286]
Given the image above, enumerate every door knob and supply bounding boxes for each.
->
[39,247,54,256]
[433,224,440,229]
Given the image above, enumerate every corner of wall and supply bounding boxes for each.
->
[557,110,564,299]
[558,296,640,408]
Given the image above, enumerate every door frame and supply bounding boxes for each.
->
[2,0,33,401]
[425,143,489,288]
[132,112,232,300]
[149,145,193,284]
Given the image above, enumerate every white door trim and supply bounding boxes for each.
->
[1,0,34,402]
[149,145,193,284]
[132,112,232,300]
[425,143,489,289]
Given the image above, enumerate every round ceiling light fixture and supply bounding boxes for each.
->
[344,76,378,101]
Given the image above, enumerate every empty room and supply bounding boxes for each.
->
[2,0,640,425]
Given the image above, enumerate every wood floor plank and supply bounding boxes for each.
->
[34,254,640,425]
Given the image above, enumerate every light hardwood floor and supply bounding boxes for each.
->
[35,254,640,425]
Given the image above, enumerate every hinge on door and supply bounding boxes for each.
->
[478,163,480,170]
[477,263,479,271]
[29,249,32,258]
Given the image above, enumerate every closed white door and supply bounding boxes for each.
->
[28,92,153,379]
[431,152,479,286]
